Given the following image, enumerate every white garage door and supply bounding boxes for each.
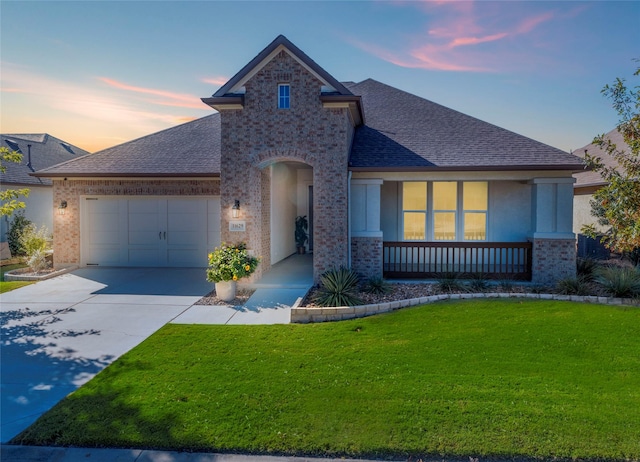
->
[81,196,220,267]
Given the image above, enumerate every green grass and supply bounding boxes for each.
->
[0,263,33,293]
[14,299,640,460]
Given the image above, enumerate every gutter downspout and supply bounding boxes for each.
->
[347,170,352,268]
[27,144,33,171]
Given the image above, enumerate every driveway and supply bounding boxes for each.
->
[0,267,212,443]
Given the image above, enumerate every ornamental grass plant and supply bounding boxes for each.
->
[205,242,259,283]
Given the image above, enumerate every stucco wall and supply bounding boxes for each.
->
[1,185,52,244]
[218,50,354,281]
[573,193,603,234]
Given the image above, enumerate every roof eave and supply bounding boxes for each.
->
[320,94,364,126]
[348,164,587,173]
[201,96,244,111]
[31,172,221,179]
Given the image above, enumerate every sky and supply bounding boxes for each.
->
[1,0,639,154]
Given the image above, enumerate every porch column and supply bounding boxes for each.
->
[529,178,577,284]
[350,179,383,279]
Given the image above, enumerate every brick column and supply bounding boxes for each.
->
[532,238,577,285]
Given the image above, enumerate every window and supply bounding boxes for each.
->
[433,182,457,240]
[278,84,290,109]
[401,181,488,241]
[402,182,426,240]
[463,181,488,240]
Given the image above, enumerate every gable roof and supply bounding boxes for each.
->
[573,127,625,190]
[32,114,221,178]
[201,35,363,123]
[346,79,584,171]
[210,35,354,98]
[1,134,90,186]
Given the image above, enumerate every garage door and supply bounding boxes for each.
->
[81,196,220,267]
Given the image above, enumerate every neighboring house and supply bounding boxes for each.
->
[1,134,89,244]
[573,128,626,258]
[34,35,584,284]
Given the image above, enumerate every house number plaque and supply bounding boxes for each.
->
[229,221,246,232]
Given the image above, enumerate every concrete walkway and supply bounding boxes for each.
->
[1,256,314,444]
[172,254,314,325]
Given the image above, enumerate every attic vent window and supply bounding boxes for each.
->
[278,84,290,109]
[60,142,75,155]
[5,139,22,153]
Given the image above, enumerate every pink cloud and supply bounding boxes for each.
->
[202,76,228,86]
[354,1,564,73]
[98,77,205,109]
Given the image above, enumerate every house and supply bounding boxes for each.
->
[33,35,584,285]
[573,128,626,259]
[1,134,90,244]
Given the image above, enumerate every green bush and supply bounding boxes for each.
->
[467,273,489,292]
[576,257,599,282]
[19,224,52,272]
[6,212,31,257]
[206,242,259,283]
[363,276,392,295]
[436,272,465,293]
[595,266,640,298]
[556,276,591,295]
[314,266,362,307]
[499,279,515,292]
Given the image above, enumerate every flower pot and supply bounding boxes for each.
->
[215,280,237,302]
[297,246,306,255]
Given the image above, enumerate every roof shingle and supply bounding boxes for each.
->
[33,114,221,178]
[346,79,584,171]
[1,134,90,186]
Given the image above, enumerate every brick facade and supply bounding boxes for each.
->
[351,236,383,280]
[52,179,220,267]
[531,238,577,285]
[218,50,354,281]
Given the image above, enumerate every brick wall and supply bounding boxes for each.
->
[218,50,354,281]
[52,179,220,267]
[351,237,383,280]
[532,238,577,285]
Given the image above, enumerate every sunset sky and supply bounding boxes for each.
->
[1,1,638,154]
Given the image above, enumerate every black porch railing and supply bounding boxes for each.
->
[383,241,533,280]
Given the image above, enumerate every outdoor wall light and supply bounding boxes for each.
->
[232,200,240,218]
[58,200,68,215]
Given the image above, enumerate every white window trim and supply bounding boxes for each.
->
[399,181,489,242]
[278,83,290,109]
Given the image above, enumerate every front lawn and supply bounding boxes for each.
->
[0,262,33,293]
[13,299,640,460]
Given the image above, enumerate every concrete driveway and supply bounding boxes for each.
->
[0,267,212,443]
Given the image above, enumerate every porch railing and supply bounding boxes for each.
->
[383,241,533,280]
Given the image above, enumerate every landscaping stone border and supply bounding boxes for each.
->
[291,292,640,323]
[4,266,78,281]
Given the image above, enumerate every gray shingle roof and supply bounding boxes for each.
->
[573,128,625,189]
[346,79,585,171]
[33,114,221,178]
[1,134,90,186]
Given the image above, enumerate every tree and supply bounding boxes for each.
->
[0,146,30,217]
[583,62,640,254]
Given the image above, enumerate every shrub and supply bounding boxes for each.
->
[498,279,515,292]
[314,266,362,307]
[556,276,591,295]
[595,266,640,298]
[19,224,52,272]
[576,257,599,282]
[6,212,31,257]
[26,248,50,273]
[363,277,392,295]
[436,272,465,293]
[467,273,489,292]
[206,242,260,283]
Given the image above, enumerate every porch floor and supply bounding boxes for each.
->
[245,253,314,289]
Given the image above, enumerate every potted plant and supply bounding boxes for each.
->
[206,242,260,302]
[295,215,308,254]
